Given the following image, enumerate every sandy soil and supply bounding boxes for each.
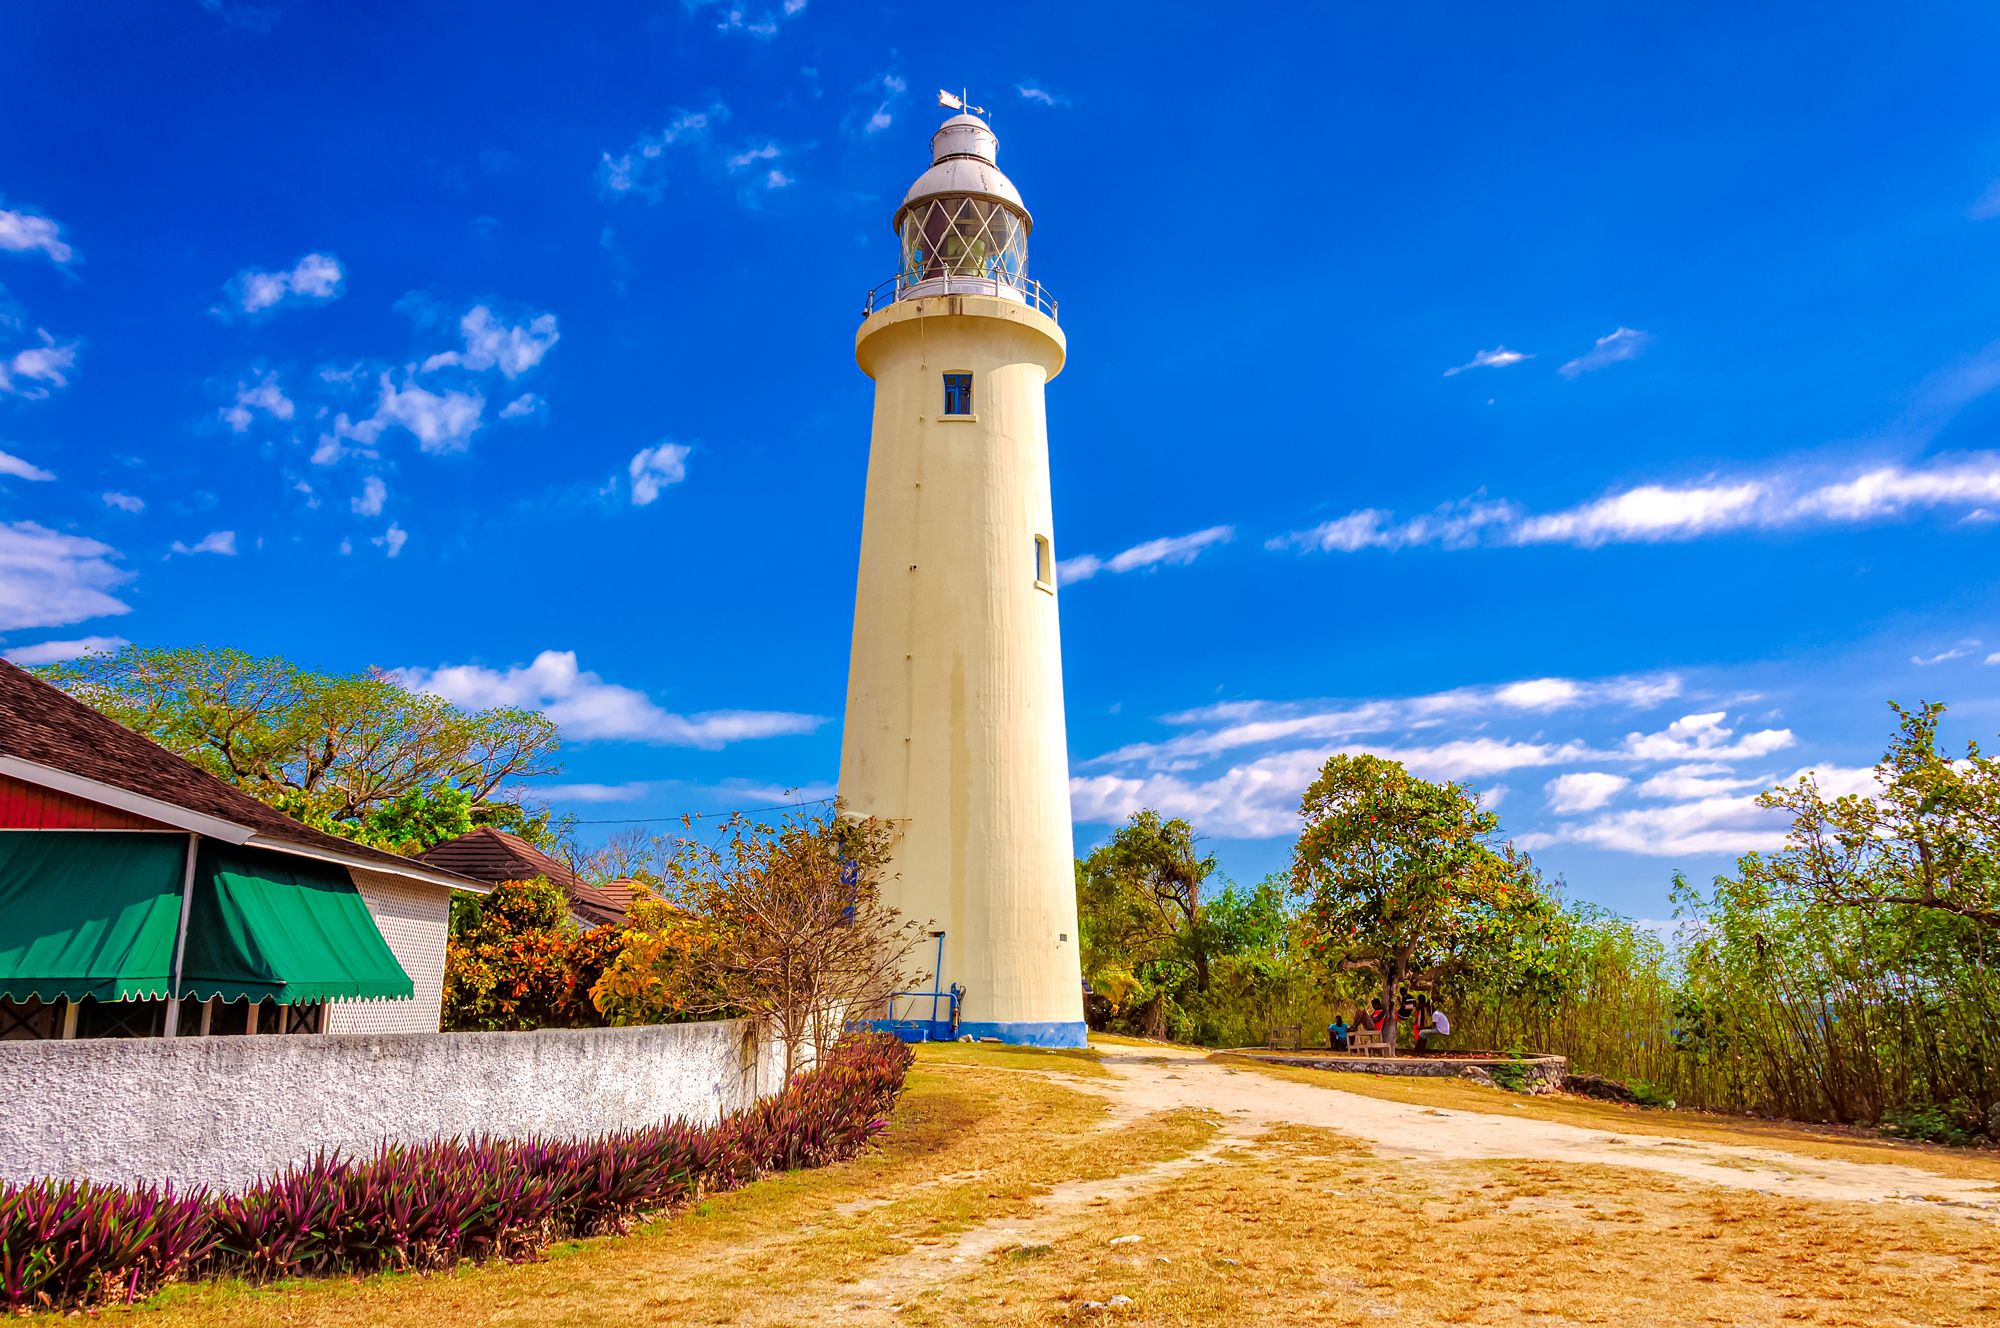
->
[1075,1043,2000,1216]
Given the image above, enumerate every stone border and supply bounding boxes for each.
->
[1217,1050,1569,1093]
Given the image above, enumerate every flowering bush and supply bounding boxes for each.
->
[442,878,616,1031]
[0,1032,914,1314]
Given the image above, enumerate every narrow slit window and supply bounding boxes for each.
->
[1034,534,1053,588]
[942,372,973,416]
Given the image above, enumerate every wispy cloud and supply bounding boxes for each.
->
[1017,84,1069,107]
[1545,771,1629,814]
[0,207,74,264]
[219,370,295,433]
[420,305,559,379]
[3,635,129,666]
[102,492,144,513]
[862,74,907,134]
[0,330,80,399]
[1912,643,1977,666]
[1059,525,1233,584]
[226,252,344,316]
[600,106,727,202]
[500,392,542,420]
[1273,451,2000,554]
[322,375,485,460]
[1443,346,1532,377]
[0,448,55,482]
[397,649,825,748]
[170,530,237,557]
[1559,326,1651,378]
[0,522,131,631]
[351,475,387,517]
[628,442,691,505]
[373,523,407,557]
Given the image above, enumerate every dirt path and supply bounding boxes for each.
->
[1076,1043,2000,1216]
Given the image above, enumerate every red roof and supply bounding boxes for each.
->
[0,660,480,890]
[416,827,637,926]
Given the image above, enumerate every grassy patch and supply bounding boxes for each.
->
[1227,1057,2000,1184]
[917,1040,1108,1078]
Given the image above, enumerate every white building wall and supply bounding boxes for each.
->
[0,1019,785,1191]
[325,868,454,1035]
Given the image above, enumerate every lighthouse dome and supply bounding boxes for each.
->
[887,111,1039,310]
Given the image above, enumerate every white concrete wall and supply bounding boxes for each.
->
[325,868,453,1035]
[0,1019,785,1191]
[840,293,1085,1041]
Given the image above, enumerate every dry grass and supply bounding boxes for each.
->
[112,1044,2000,1326]
[1225,1056,2000,1184]
[953,1125,2000,1326]
[125,1048,1207,1328]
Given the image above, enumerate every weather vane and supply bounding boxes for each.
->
[938,88,985,116]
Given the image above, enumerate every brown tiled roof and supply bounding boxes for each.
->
[0,660,481,889]
[416,827,635,926]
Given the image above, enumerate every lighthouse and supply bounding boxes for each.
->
[838,106,1085,1047]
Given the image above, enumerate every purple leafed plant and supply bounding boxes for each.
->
[0,1032,915,1314]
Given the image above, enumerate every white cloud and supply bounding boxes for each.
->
[170,530,237,557]
[374,523,407,557]
[1617,712,1793,763]
[1633,763,1760,801]
[1911,644,1976,666]
[421,305,559,379]
[396,649,825,748]
[863,73,906,134]
[1987,651,2000,666]
[1275,451,2000,555]
[1514,482,1766,546]
[0,208,73,264]
[1269,499,1517,554]
[0,522,131,630]
[600,106,725,202]
[499,392,542,420]
[3,635,129,666]
[507,780,655,804]
[1535,764,1877,857]
[352,475,387,516]
[102,491,144,513]
[1559,326,1651,378]
[1017,84,1068,107]
[0,330,79,398]
[1443,346,1532,377]
[328,374,485,458]
[1059,525,1233,583]
[764,168,794,189]
[1092,671,1682,771]
[229,252,344,315]
[629,441,691,505]
[219,371,295,433]
[0,448,55,482]
[728,142,781,170]
[1545,771,1629,814]
[1972,180,2000,221]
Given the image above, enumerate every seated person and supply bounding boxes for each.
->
[1416,1006,1452,1053]
[1327,1016,1350,1051]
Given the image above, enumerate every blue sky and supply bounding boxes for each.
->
[5,3,2000,919]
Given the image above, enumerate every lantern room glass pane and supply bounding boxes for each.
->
[899,197,1030,295]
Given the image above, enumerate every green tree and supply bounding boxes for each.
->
[1752,701,1999,928]
[1076,811,1218,1037]
[1289,753,1556,1053]
[38,644,559,853]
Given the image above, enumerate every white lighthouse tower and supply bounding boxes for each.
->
[838,105,1085,1046]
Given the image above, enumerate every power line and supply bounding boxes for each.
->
[560,794,836,827]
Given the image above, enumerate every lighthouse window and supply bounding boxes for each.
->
[942,373,973,416]
[1034,534,1054,591]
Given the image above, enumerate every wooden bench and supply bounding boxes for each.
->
[1345,1028,1388,1056]
[1267,1024,1303,1051]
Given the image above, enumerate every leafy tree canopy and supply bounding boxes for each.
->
[1289,753,1564,1051]
[37,643,559,854]
[1748,700,1999,929]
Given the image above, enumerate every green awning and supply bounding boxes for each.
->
[0,831,187,1002]
[183,841,413,1004]
[0,832,413,1006]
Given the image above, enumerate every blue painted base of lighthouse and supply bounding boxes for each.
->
[953,1020,1090,1048]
